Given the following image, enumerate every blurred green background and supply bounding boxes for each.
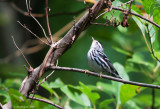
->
[1,0,160,109]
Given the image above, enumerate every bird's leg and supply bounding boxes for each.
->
[99,72,103,79]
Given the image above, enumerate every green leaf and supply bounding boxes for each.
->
[49,78,64,88]
[132,16,146,37]
[131,5,142,14]
[113,47,132,56]
[61,85,91,107]
[112,63,129,106]
[114,62,129,80]
[147,21,160,61]
[99,99,114,109]
[120,84,138,104]
[8,89,34,109]
[112,0,122,7]
[3,79,22,88]
[96,82,114,95]
[142,0,157,16]
[154,51,160,59]
[78,82,100,105]
[127,52,154,68]
[0,90,10,104]
[41,82,54,94]
[117,26,128,33]
[124,100,141,109]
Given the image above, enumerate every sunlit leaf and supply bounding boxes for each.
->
[78,82,100,105]
[153,51,160,60]
[142,0,157,16]
[61,85,91,107]
[131,5,142,14]
[120,84,138,104]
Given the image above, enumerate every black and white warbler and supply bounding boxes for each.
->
[87,37,122,79]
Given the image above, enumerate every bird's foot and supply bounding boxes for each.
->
[85,70,89,74]
[99,72,102,79]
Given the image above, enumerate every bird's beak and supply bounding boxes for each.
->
[91,37,95,41]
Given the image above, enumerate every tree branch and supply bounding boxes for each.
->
[112,6,160,29]
[28,96,63,109]
[50,66,160,89]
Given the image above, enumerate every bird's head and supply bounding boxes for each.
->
[90,37,104,50]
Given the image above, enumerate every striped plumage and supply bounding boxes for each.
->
[87,37,121,79]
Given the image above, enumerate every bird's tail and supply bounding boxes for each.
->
[111,71,122,79]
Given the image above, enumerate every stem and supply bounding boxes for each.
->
[45,0,53,43]
[151,88,155,109]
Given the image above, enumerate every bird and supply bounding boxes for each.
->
[87,37,122,79]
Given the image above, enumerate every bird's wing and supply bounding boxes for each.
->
[97,50,121,78]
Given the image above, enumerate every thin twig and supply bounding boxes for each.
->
[25,0,29,12]
[11,36,32,67]
[26,0,50,44]
[30,13,50,44]
[50,66,160,89]
[28,96,63,109]
[95,10,109,19]
[17,21,50,46]
[45,0,53,43]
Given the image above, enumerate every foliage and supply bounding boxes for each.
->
[0,0,160,108]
